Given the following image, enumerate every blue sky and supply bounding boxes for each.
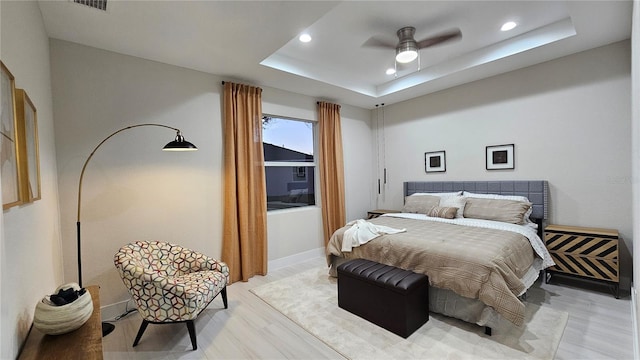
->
[263,117,314,156]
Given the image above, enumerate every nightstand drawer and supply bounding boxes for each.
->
[544,224,619,297]
[367,209,400,219]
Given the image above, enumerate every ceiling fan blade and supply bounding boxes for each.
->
[362,36,397,49]
[416,29,462,49]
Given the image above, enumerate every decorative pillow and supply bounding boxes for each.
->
[402,194,440,214]
[427,206,458,219]
[438,195,467,218]
[463,197,532,224]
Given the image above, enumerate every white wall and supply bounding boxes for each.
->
[375,41,633,288]
[262,88,372,267]
[0,2,63,358]
[49,40,373,315]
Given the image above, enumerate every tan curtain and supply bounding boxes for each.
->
[317,101,346,245]
[222,82,267,283]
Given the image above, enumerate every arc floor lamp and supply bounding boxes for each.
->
[76,123,197,336]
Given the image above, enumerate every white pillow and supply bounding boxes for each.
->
[409,191,462,197]
[462,191,529,203]
[439,195,467,218]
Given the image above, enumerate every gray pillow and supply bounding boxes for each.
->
[402,195,439,214]
[463,197,532,224]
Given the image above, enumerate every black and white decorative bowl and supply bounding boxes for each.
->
[33,283,93,335]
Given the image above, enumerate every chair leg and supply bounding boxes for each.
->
[221,286,228,309]
[186,320,197,350]
[133,320,149,347]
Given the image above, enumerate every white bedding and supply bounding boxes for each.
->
[341,218,406,252]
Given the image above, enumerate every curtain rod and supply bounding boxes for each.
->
[317,101,341,108]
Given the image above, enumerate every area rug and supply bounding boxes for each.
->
[251,267,568,360]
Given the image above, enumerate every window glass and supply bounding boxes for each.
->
[263,116,316,211]
[263,117,314,162]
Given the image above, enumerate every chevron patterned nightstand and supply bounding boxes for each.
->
[366,209,400,219]
[544,224,619,298]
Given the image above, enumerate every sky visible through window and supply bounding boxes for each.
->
[263,117,313,156]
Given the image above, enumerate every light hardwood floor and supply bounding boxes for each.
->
[102,257,635,359]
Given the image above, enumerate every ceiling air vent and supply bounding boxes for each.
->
[73,0,107,11]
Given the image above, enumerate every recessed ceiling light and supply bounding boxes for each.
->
[386,68,396,75]
[299,33,312,43]
[501,21,517,31]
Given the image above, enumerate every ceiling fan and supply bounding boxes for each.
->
[364,26,462,64]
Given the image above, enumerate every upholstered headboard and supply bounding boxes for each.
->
[404,180,549,220]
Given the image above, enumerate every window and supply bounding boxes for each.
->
[262,116,316,211]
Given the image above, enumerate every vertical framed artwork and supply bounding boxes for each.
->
[486,144,515,170]
[16,89,41,202]
[425,150,446,173]
[1,61,23,209]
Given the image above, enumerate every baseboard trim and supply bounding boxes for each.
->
[101,298,135,322]
[632,285,639,360]
[268,247,325,271]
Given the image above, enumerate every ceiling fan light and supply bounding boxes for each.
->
[396,49,418,63]
[395,40,418,63]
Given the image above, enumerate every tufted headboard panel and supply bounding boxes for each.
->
[404,180,549,220]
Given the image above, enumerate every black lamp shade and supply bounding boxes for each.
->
[163,133,198,151]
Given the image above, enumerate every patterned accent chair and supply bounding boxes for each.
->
[114,241,229,350]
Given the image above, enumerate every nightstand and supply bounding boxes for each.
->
[544,224,619,298]
[367,209,400,219]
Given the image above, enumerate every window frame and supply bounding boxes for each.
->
[262,114,318,212]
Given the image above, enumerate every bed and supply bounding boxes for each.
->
[326,180,553,329]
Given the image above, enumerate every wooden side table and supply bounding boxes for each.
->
[19,285,104,359]
[367,209,400,219]
[544,224,619,298]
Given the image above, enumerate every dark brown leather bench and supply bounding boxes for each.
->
[337,258,429,338]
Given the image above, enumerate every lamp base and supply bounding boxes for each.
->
[102,322,115,337]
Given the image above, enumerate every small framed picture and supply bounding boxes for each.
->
[425,151,446,173]
[486,144,514,170]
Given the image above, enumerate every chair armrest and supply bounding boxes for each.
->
[201,256,229,275]
[179,250,230,281]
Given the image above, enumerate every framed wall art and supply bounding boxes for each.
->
[486,144,514,170]
[425,150,446,173]
[1,61,23,209]
[16,89,41,202]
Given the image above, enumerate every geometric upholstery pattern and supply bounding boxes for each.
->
[114,240,229,350]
